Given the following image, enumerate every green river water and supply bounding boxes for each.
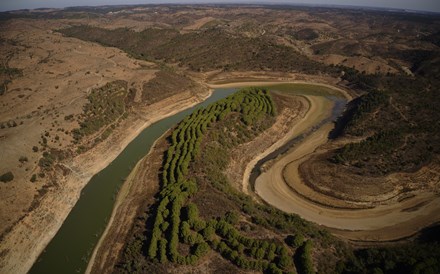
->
[30,88,237,274]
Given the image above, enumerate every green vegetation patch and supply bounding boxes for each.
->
[342,242,440,274]
[331,72,440,175]
[294,28,319,41]
[59,26,334,74]
[147,88,288,271]
[0,65,22,96]
[333,129,403,168]
[341,90,390,136]
[71,80,129,143]
[142,70,195,105]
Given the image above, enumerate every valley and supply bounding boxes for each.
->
[0,4,439,274]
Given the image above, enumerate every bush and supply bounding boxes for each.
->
[0,171,14,182]
[30,174,37,183]
[19,156,28,163]
[286,233,304,248]
[225,211,239,225]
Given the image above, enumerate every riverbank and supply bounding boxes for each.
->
[208,81,350,195]
[208,80,353,101]
[86,129,168,274]
[0,89,211,274]
[254,95,440,241]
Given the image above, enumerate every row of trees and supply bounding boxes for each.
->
[148,88,297,272]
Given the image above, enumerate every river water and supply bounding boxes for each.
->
[30,88,237,274]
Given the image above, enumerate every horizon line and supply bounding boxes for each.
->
[2,2,440,15]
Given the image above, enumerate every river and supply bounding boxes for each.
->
[30,83,345,274]
[30,88,238,274]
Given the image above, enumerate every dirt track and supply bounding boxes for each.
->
[254,95,440,242]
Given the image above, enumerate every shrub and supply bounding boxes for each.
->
[286,233,304,248]
[19,156,28,163]
[0,171,14,182]
[30,174,37,183]
[225,211,239,225]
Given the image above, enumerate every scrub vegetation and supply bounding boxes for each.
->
[0,65,22,96]
[71,80,131,148]
[331,72,440,175]
[59,26,334,74]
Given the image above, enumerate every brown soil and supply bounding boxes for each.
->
[0,18,211,274]
[0,18,156,238]
[298,152,440,206]
[314,54,398,74]
[1,5,439,272]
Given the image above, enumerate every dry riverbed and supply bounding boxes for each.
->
[254,91,440,242]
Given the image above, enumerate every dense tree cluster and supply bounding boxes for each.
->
[147,88,296,272]
[342,242,440,274]
[59,26,335,74]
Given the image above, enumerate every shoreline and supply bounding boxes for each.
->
[85,127,170,274]
[243,93,334,196]
[253,99,440,241]
[207,80,353,101]
[84,159,142,274]
[190,81,350,196]
[0,89,212,274]
[85,79,334,273]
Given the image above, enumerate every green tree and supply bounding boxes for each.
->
[298,240,315,274]
[0,171,14,182]
[30,174,37,183]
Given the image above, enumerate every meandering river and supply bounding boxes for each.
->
[29,83,349,274]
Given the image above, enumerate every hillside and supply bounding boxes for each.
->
[0,4,439,274]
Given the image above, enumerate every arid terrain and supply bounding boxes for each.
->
[0,15,209,274]
[0,4,439,274]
